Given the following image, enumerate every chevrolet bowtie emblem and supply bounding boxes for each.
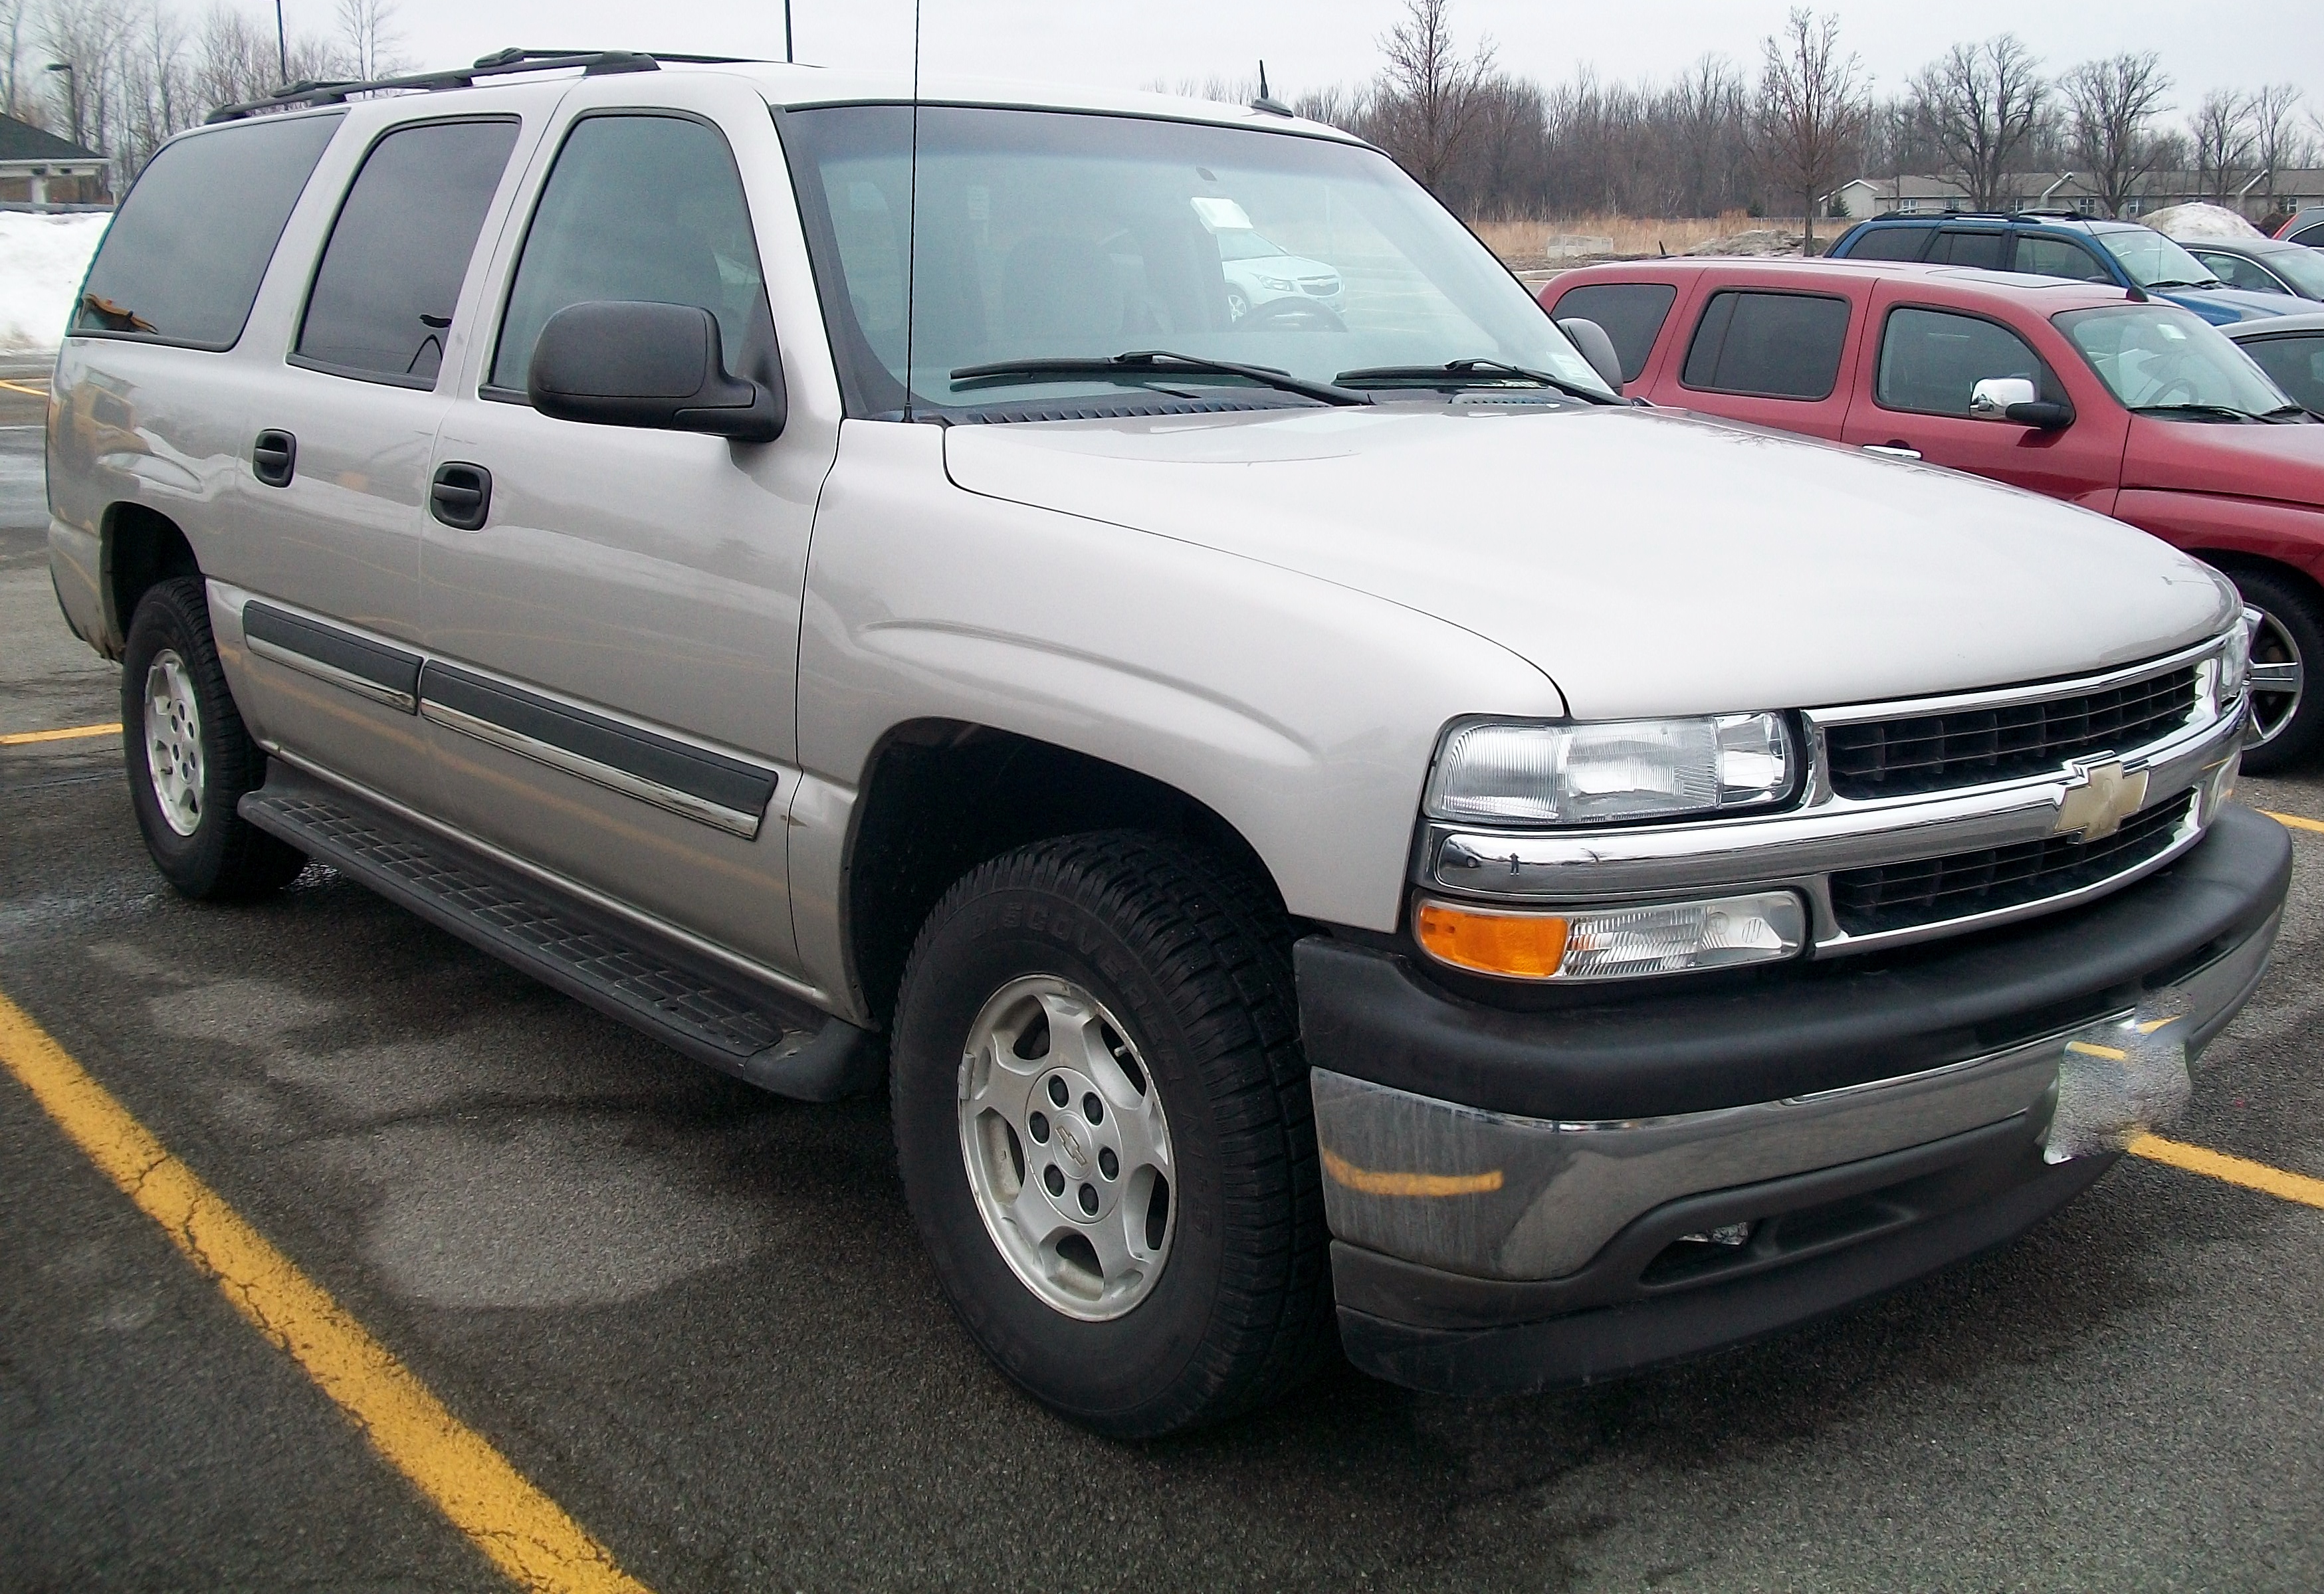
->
[2053,758,2148,841]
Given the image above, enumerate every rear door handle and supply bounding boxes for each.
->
[252,429,296,487]
[429,462,492,531]
[1861,442,1921,460]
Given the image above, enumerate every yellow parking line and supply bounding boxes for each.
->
[2261,809,2324,835]
[1,722,122,746]
[0,990,655,1594]
[2127,1134,2324,1211]
[0,376,48,397]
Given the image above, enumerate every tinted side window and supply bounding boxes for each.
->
[1680,290,1851,400]
[295,120,520,386]
[2239,334,2324,415]
[1929,229,2007,269]
[2291,223,2324,248]
[1552,282,1678,382]
[492,114,768,391]
[1877,307,2057,415]
[1842,227,1930,262]
[2015,235,2113,283]
[75,113,344,349]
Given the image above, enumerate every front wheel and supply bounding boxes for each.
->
[121,577,306,899]
[2227,566,2323,773]
[891,832,1333,1437]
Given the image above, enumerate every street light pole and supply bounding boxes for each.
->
[784,1,793,64]
[44,61,78,150]
[275,0,288,83]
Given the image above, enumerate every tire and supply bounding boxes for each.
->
[121,576,305,899]
[2226,565,2324,774]
[891,831,1334,1438]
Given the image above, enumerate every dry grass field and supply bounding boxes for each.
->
[1472,211,1830,273]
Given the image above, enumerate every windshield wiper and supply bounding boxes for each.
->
[1332,357,1619,405]
[2139,279,2212,291]
[948,351,1370,407]
[2131,402,2265,422]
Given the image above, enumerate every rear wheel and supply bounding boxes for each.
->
[121,577,305,899]
[2226,566,2323,773]
[891,831,1332,1437]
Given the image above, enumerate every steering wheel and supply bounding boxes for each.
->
[2147,373,2200,407]
[1235,297,1347,334]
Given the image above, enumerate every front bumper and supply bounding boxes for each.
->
[1302,805,2290,1395]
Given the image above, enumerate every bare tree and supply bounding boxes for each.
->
[1755,8,1867,252]
[2192,88,2256,202]
[2061,52,2171,217]
[1371,0,1497,195]
[335,0,399,80]
[1910,35,2050,211]
[2250,84,2307,212]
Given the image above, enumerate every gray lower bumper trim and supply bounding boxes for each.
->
[1312,904,2278,1282]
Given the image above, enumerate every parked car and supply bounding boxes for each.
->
[1193,197,1346,325]
[2225,312,2324,418]
[1826,213,2300,324]
[49,56,2285,1437]
[2275,205,2324,248]
[1543,256,2323,765]
[2182,237,2324,302]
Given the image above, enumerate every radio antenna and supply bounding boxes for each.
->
[901,0,924,421]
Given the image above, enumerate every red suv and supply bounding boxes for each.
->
[1542,258,2324,767]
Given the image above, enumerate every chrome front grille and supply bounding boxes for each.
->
[1829,794,2193,937]
[1826,666,2198,799]
[1419,634,2246,960]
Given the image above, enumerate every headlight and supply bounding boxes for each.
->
[1256,275,1296,291]
[1416,892,1807,981]
[1424,714,1796,827]
[2220,609,2257,702]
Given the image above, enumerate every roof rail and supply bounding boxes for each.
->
[203,47,757,124]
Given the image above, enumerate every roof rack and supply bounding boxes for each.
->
[1867,206,2091,223]
[205,47,758,124]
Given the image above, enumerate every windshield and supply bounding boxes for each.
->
[780,104,1610,415]
[2056,304,2295,415]
[2093,225,2221,289]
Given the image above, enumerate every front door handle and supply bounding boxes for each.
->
[429,462,492,530]
[1861,442,1922,460]
[253,429,296,487]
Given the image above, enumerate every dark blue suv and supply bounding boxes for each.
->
[1826,213,2299,324]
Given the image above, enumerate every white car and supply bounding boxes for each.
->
[49,56,2286,1439]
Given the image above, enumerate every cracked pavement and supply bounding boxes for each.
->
[4,383,2324,1591]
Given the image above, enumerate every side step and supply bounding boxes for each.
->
[240,767,881,1102]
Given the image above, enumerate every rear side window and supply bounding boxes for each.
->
[2291,223,2324,249]
[1842,227,1929,262]
[2239,334,2324,415]
[2015,236,2113,284]
[1551,282,1678,382]
[1876,307,2058,415]
[295,119,521,387]
[1680,290,1851,400]
[74,113,344,349]
[490,114,768,392]
[1927,229,2007,269]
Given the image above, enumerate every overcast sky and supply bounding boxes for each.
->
[309,1,2324,132]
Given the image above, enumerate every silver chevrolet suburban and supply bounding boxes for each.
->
[47,50,2289,1437]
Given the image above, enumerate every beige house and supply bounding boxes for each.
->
[1830,169,2324,224]
[0,112,108,207]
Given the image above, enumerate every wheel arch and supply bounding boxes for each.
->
[102,500,200,654]
[839,718,1290,1031]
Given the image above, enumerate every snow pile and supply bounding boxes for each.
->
[0,211,110,351]
[2145,203,2265,242]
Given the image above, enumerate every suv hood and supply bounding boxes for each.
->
[2163,284,2305,323]
[945,406,2235,720]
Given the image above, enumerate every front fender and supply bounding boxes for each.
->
[2115,488,2324,586]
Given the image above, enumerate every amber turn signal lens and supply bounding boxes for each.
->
[1415,901,1570,979]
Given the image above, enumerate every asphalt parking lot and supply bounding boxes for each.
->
[4,362,2323,1592]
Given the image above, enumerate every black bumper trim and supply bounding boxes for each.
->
[1337,1144,2116,1397]
[1299,805,2289,1122]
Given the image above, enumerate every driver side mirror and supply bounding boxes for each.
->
[1555,316,1625,396]
[529,300,786,443]
[1970,376,2071,431]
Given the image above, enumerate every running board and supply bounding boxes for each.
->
[239,767,880,1102]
